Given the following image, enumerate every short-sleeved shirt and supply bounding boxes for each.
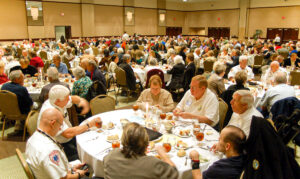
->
[50,62,68,74]
[176,89,219,126]
[228,65,254,80]
[203,155,245,179]
[259,84,295,111]
[228,107,263,138]
[37,98,73,143]
[26,131,69,179]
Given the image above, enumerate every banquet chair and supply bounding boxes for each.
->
[174,46,181,54]
[72,48,76,56]
[218,98,228,131]
[90,95,115,115]
[16,148,35,179]
[43,60,51,73]
[253,55,264,68]
[290,71,300,86]
[62,56,71,69]
[0,90,27,141]
[203,60,214,72]
[39,50,48,61]
[115,67,139,103]
[138,45,144,51]
[93,47,99,56]
[16,48,23,58]
[145,69,165,88]
[24,110,39,140]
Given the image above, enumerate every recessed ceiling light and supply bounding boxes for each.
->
[183,0,188,2]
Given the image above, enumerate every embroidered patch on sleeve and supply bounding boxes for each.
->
[49,150,60,166]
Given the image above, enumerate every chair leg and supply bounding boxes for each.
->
[115,86,120,104]
[22,122,26,141]
[2,117,6,141]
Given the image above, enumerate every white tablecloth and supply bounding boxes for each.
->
[76,109,221,178]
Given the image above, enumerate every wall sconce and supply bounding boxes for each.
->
[31,6,39,20]
[158,10,166,26]
[127,11,133,22]
[160,14,165,22]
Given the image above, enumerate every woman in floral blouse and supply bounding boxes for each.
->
[72,66,93,99]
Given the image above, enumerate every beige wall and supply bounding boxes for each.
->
[94,5,123,36]
[248,6,300,39]
[135,8,158,35]
[186,10,239,37]
[0,0,28,39]
[250,0,300,8]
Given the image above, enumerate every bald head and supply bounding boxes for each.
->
[270,61,280,73]
[39,108,64,136]
[222,125,246,154]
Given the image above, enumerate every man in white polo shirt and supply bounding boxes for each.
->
[228,90,263,138]
[228,56,254,81]
[38,85,102,161]
[173,75,219,127]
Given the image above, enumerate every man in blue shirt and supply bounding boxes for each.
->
[50,54,68,74]
[1,70,33,136]
[190,125,246,179]
[289,45,298,56]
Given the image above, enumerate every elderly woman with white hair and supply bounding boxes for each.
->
[166,55,185,90]
[167,48,176,66]
[72,66,93,99]
[207,62,226,97]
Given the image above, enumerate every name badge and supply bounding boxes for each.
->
[186,99,192,106]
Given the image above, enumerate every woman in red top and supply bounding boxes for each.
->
[29,51,44,68]
[0,61,9,84]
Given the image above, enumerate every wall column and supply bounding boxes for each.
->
[157,0,166,35]
[81,0,95,37]
[238,0,249,40]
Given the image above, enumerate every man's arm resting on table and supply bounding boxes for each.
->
[179,112,213,126]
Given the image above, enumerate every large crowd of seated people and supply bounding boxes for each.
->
[0,34,300,178]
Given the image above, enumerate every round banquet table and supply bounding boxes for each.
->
[76,109,221,179]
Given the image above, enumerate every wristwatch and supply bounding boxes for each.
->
[191,160,200,170]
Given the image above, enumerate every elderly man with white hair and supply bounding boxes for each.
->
[228,90,263,138]
[262,61,287,84]
[4,56,20,76]
[259,71,295,113]
[39,67,69,103]
[228,56,254,81]
[38,85,102,161]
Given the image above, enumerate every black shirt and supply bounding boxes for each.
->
[203,155,245,179]
[10,65,37,77]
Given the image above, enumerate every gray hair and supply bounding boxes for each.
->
[234,90,254,109]
[9,70,22,81]
[149,58,157,66]
[47,67,59,81]
[84,49,90,55]
[123,54,131,61]
[239,55,248,62]
[72,66,86,79]
[88,59,97,68]
[274,71,287,84]
[48,85,70,105]
[117,48,124,54]
[213,62,226,75]
[168,48,176,55]
[174,55,184,65]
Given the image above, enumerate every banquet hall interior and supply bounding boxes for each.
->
[0,0,300,178]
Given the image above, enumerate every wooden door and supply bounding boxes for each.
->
[267,28,283,41]
[208,27,219,39]
[283,28,299,42]
[220,27,230,39]
[166,27,182,37]
[65,26,72,40]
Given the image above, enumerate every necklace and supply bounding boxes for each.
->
[37,129,64,151]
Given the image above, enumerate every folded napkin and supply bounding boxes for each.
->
[144,127,163,141]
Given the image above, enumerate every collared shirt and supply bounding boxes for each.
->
[136,88,174,113]
[50,62,68,74]
[228,107,263,138]
[228,65,254,80]
[261,67,287,84]
[37,98,73,143]
[176,89,219,126]
[26,131,69,179]
[259,84,295,111]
